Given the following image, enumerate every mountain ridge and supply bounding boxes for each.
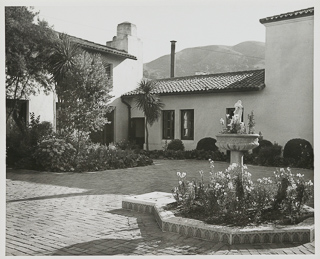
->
[143,41,265,79]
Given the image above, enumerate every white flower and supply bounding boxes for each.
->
[177,172,181,177]
[220,118,225,125]
[181,172,186,178]
[179,181,182,185]
[307,180,313,186]
[226,114,230,118]
[228,182,234,189]
[199,170,204,177]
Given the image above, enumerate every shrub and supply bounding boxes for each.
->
[273,168,313,223]
[283,139,313,169]
[252,139,272,155]
[116,140,140,150]
[6,113,53,169]
[141,149,227,161]
[196,137,218,151]
[34,138,76,172]
[167,139,185,151]
[257,143,282,166]
[172,161,314,226]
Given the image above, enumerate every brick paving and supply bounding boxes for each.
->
[6,159,315,256]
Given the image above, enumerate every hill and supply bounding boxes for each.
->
[143,41,265,79]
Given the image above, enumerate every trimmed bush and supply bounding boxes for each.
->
[257,143,282,166]
[252,139,273,154]
[196,137,218,151]
[167,139,185,151]
[141,149,227,162]
[283,139,313,169]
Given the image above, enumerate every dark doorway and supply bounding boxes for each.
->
[130,118,145,149]
[90,110,114,145]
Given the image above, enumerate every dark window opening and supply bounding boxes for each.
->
[163,110,175,139]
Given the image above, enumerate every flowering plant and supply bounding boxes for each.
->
[273,168,313,223]
[220,114,246,134]
[172,160,314,226]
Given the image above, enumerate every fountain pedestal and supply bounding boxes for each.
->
[216,134,259,166]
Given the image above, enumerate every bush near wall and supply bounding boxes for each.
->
[33,139,153,172]
[167,139,185,151]
[7,119,153,172]
[6,114,53,169]
[196,137,218,152]
[244,138,313,169]
[140,149,227,161]
[283,139,314,169]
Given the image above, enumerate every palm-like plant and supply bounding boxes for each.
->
[48,33,81,100]
[134,79,165,151]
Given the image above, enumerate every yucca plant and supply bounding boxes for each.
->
[134,79,164,151]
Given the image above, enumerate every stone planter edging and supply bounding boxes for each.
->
[122,192,314,245]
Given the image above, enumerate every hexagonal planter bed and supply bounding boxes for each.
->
[122,192,314,245]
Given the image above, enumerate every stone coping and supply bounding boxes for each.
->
[122,192,314,245]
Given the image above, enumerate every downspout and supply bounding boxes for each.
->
[121,96,132,140]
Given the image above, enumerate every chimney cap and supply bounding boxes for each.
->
[170,40,177,43]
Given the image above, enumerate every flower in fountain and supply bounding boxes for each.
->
[219,101,256,134]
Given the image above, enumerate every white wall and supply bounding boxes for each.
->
[28,90,56,130]
[262,16,314,146]
[123,15,314,151]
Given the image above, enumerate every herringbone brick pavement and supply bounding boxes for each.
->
[6,160,315,256]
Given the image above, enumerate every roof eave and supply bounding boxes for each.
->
[259,8,314,24]
[122,84,265,97]
[78,44,137,60]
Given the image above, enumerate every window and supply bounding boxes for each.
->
[105,63,113,87]
[162,110,174,139]
[181,110,194,140]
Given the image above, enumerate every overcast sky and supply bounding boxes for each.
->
[24,0,315,63]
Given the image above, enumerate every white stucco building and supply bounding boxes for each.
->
[121,7,314,150]
[6,22,143,144]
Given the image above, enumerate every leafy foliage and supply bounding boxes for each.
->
[167,139,185,151]
[134,79,165,150]
[5,7,57,128]
[6,113,53,168]
[172,161,313,226]
[34,138,77,172]
[283,139,314,169]
[252,139,273,154]
[196,137,218,151]
[53,51,112,136]
[75,144,153,172]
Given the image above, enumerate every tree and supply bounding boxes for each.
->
[134,79,164,151]
[55,52,112,137]
[48,35,112,155]
[5,7,57,130]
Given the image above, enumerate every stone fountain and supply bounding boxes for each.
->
[216,100,259,166]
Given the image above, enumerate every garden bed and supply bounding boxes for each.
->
[122,192,314,245]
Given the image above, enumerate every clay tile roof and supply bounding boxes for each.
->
[123,69,265,96]
[65,33,137,60]
[260,7,314,24]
